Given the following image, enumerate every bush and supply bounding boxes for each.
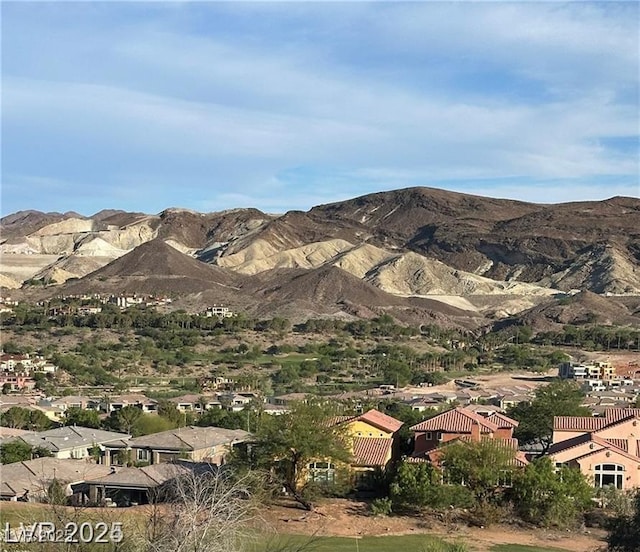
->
[370,497,393,516]
[423,541,469,552]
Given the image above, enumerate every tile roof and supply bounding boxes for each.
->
[328,410,404,433]
[410,407,498,433]
[2,426,130,452]
[553,416,609,431]
[486,412,519,429]
[0,458,113,497]
[0,426,29,438]
[418,436,528,467]
[604,438,628,452]
[351,437,392,467]
[554,409,640,432]
[85,463,188,488]
[549,433,640,463]
[358,409,404,433]
[127,426,251,451]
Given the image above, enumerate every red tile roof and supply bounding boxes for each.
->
[410,407,498,433]
[549,433,640,463]
[328,410,404,434]
[358,409,404,434]
[486,412,519,429]
[604,438,628,452]
[351,437,393,467]
[554,409,640,432]
[605,408,640,423]
[553,416,609,431]
[417,436,528,467]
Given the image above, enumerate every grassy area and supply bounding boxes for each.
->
[491,546,576,552]
[250,533,458,552]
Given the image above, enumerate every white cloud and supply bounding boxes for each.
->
[1,2,637,213]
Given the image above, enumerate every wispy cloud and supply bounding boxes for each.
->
[1,2,637,215]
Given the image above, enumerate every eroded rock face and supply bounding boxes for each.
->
[1,188,639,327]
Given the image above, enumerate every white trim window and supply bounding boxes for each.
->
[136,449,150,462]
[594,463,624,489]
[308,462,335,483]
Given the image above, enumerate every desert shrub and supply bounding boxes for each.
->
[370,497,393,516]
[423,541,469,552]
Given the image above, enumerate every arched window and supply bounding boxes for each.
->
[594,464,624,489]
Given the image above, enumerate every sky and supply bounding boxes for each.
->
[2,1,639,216]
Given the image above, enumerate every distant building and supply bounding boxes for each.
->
[204,306,233,318]
[559,361,615,382]
[0,426,130,461]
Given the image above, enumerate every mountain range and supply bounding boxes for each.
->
[2,187,639,329]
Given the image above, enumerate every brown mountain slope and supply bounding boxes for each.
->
[0,210,84,243]
[214,187,640,293]
[157,208,271,250]
[58,239,247,297]
[243,266,485,326]
[497,291,640,332]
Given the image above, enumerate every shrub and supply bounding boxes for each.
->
[370,497,393,516]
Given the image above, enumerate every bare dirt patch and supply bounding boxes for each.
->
[260,499,606,552]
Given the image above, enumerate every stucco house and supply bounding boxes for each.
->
[102,426,252,467]
[0,457,112,503]
[409,407,520,459]
[549,408,640,490]
[0,426,130,461]
[316,409,404,489]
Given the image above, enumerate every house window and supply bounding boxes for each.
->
[136,449,149,462]
[425,432,433,440]
[308,462,335,483]
[594,464,624,489]
[437,432,443,441]
[497,469,513,488]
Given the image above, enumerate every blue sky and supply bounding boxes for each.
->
[2,1,639,216]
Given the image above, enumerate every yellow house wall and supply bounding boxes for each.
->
[346,420,393,439]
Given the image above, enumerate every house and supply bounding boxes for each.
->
[104,426,252,467]
[409,407,520,459]
[268,393,311,406]
[169,394,222,412]
[218,393,254,412]
[548,408,640,490]
[323,409,404,489]
[0,427,29,439]
[0,372,36,391]
[0,457,113,503]
[47,395,101,412]
[104,394,158,413]
[1,426,130,461]
[85,461,217,507]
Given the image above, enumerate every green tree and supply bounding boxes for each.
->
[390,462,473,511]
[241,401,351,511]
[63,407,101,428]
[0,440,34,463]
[105,405,143,434]
[0,406,51,431]
[440,439,517,504]
[132,413,175,436]
[158,400,186,427]
[508,380,590,451]
[0,406,30,428]
[607,488,640,552]
[511,457,593,528]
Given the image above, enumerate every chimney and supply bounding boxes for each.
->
[471,420,481,442]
